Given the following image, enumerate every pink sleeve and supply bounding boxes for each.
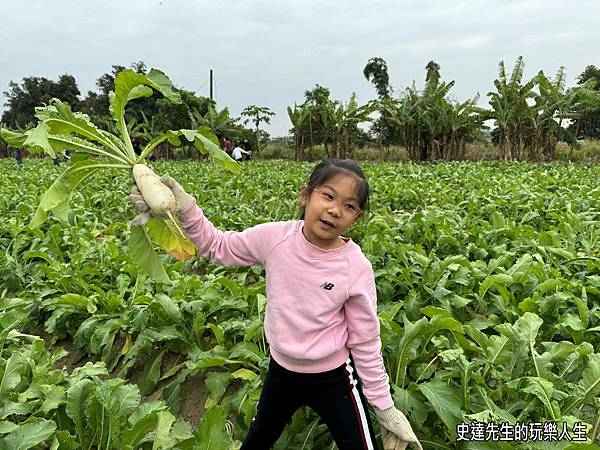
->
[345,264,394,410]
[179,204,278,267]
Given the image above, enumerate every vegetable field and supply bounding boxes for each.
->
[1,159,600,450]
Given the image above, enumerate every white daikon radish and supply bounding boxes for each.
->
[132,164,185,238]
[132,164,177,217]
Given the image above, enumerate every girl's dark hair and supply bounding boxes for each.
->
[300,159,370,219]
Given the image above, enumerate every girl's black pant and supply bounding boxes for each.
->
[240,356,378,450]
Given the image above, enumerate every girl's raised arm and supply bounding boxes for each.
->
[130,174,284,267]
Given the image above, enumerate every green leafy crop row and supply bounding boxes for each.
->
[1,159,599,449]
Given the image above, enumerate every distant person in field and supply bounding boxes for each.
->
[14,148,24,166]
[222,136,233,155]
[242,138,252,160]
[129,159,423,450]
[242,138,251,152]
[231,144,251,162]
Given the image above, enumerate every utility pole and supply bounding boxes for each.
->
[209,69,213,101]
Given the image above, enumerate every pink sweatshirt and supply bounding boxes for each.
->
[180,205,394,410]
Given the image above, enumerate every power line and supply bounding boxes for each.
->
[197,79,209,92]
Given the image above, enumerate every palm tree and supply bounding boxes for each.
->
[363,57,398,152]
[363,57,392,100]
[425,60,441,90]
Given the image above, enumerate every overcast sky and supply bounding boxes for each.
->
[1,0,599,136]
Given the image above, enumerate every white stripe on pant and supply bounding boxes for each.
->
[241,356,378,449]
[344,358,375,450]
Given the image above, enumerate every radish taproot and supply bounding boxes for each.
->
[132,164,187,239]
[132,164,177,217]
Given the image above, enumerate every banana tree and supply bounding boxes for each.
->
[331,93,374,159]
[384,65,481,162]
[287,104,308,161]
[0,68,239,283]
[484,58,600,161]
[189,104,238,138]
[484,57,537,160]
[318,100,336,159]
[531,69,600,160]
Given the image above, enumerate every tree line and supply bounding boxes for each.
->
[0,61,274,158]
[2,58,600,162]
[288,58,600,162]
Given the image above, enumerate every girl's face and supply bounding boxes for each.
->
[300,173,363,250]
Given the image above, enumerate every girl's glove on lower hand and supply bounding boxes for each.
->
[375,406,423,450]
[129,175,195,226]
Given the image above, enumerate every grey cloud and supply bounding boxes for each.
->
[1,0,599,136]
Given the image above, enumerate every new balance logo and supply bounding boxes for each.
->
[321,282,335,291]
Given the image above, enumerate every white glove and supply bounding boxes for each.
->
[129,175,195,226]
[374,406,423,450]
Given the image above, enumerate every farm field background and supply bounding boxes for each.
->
[1,159,600,449]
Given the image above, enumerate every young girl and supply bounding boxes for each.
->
[130,159,422,450]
